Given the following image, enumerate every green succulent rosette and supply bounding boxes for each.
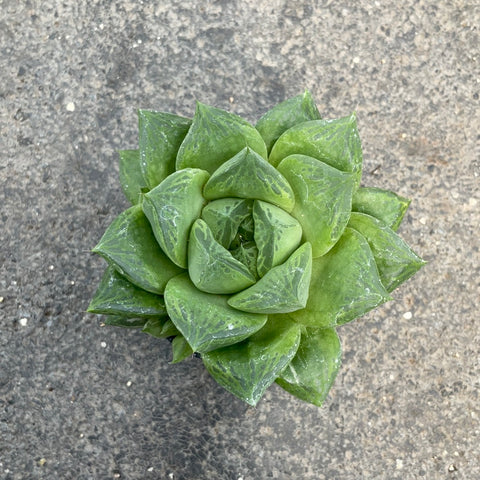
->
[88,91,425,407]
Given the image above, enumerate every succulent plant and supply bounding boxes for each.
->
[88,91,425,407]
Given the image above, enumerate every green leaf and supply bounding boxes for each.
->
[176,102,267,174]
[352,187,411,231]
[277,154,355,258]
[276,327,342,406]
[228,242,312,314]
[289,228,392,328]
[118,149,146,205]
[253,200,303,277]
[202,316,302,406]
[256,90,321,154]
[138,110,191,189]
[203,147,295,212]
[230,241,259,279]
[142,168,210,268]
[102,315,148,329]
[92,205,183,294]
[87,266,168,318]
[188,219,256,294]
[201,198,252,249]
[142,317,173,338]
[164,274,267,353]
[171,335,194,364]
[348,213,426,292]
[269,114,363,186]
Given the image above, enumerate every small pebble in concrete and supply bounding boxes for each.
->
[100,341,107,348]
[66,102,75,112]
[19,318,28,327]
[403,311,413,320]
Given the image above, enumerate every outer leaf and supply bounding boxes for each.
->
[176,102,267,174]
[253,200,302,277]
[352,186,410,231]
[348,212,426,292]
[255,90,321,154]
[142,168,210,268]
[138,110,191,189]
[289,228,392,328]
[164,274,267,353]
[142,317,172,338]
[201,198,252,249]
[171,335,194,364]
[269,115,363,186]
[92,205,183,294]
[103,315,148,329]
[277,154,355,258]
[228,242,312,314]
[203,147,295,212]
[276,327,341,406]
[202,316,302,406]
[87,266,167,318]
[118,149,146,205]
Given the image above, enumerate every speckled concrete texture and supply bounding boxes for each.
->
[1,1,479,479]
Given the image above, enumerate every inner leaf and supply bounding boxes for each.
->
[188,219,256,294]
[253,200,303,277]
[201,198,252,249]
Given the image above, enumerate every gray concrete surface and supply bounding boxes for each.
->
[1,1,479,479]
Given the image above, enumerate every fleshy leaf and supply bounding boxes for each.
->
[87,266,167,318]
[176,102,267,174]
[142,168,210,268]
[203,147,295,212]
[142,317,173,338]
[164,274,267,353]
[171,335,194,364]
[202,316,301,406]
[352,187,411,231]
[230,241,259,279]
[276,327,342,406]
[118,149,146,205]
[92,205,183,294]
[289,228,392,327]
[188,219,256,294]
[201,198,252,249]
[138,110,191,189]
[277,154,355,258]
[269,115,363,185]
[253,200,303,277]
[228,243,312,314]
[256,90,321,154]
[348,213,426,292]
[102,315,148,329]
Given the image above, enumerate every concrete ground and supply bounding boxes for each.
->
[1,1,478,479]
